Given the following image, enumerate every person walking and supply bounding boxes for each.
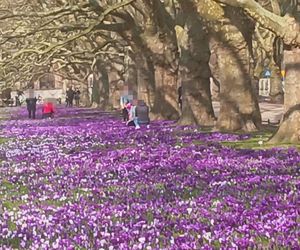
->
[26,88,37,119]
[74,88,81,107]
[66,87,75,107]
[15,96,20,106]
[26,97,37,119]
[178,86,182,110]
[65,94,69,107]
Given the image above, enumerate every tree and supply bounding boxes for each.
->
[213,0,300,142]
[0,0,136,108]
[176,0,216,126]
[194,0,261,131]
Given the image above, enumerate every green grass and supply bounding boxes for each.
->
[222,132,300,150]
[0,137,9,144]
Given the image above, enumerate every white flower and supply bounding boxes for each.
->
[170,237,175,244]
[203,231,212,243]
[187,208,192,215]
[138,237,146,243]
[100,239,106,246]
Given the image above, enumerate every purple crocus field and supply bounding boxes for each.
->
[0,107,299,249]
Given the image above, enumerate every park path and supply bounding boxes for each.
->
[213,101,284,124]
[0,102,284,124]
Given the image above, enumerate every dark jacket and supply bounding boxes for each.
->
[26,98,37,110]
[136,100,150,124]
[67,89,74,99]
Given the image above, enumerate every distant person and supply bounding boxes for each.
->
[136,100,150,125]
[120,84,133,121]
[15,96,20,106]
[65,94,69,107]
[19,94,25,106]
[26,88,37,119]
[122,100,130,122]
[66,87,75,107]
[26,97,37,119]
[42,102,55,119]
[178,86,182,110]
[15,90,24,106]
[37,95,43,105]
[74,88,81,107]
[126,99,140,129]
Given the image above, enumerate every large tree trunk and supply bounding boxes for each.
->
[216,47,261,131]
[269,48,300,144]
[98,66,110,110]
[80,81,91,107]
[215,8,261,132]
[135,33,179,120]
[91,64,109,109]
[135,53,155,110]
[151,64,180,120]
[175,11,215,126]
[107,69,122,109]
[124,34,179,120]
[91,72,100,107]
[269,64,284,103]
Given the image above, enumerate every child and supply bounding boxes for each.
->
[42,102,55,119]
[126,99,140,129]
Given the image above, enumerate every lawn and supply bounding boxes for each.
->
[0,107,299,249]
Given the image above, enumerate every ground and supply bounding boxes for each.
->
[0,106,299,249]
[212,101,284,124]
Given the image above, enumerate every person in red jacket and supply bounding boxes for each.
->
[42,102,55,119]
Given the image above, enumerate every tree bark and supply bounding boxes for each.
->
[135,53,155,110]
[216,47,261,131]
[134,28,180,120]
[215,8,261,132]
[91,72,100,107]
[98,66,110,110]
[175,11,215,126]
[151,64,180,120]
[80,80,91,107]
[91,64,109,109]
[269,64,283,103]
[269,48,300,144]
[122,22,180,120]
[193,1,261,131]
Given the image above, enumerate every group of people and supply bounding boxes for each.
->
[66,87,81,107]
[24,84,150,126]
[25,97,54,119]
[24,87,82,119]
[120,86,150,129]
